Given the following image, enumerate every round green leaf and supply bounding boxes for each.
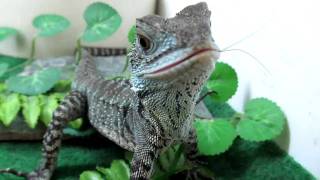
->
[97,160,130,180]
[82,2,122,42]
[0,93,21,127]
[33,14,70,37]
[206,62,238,102]
[80,170,103,180]
[21,95,41,129]
[194,119,237,156]
[128,25,136,44]
[7,68,61,95]
[237,98,286,141]
[0,27,18,41]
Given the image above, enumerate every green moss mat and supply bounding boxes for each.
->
[208,138,315,180]
[0,136,124,180]
[0,137,315,180]
[0,98,315,179]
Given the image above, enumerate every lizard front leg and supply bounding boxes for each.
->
[184,129,215,180]
[184,129,199,162]
[130,128,163,180]
[1,91,86,180]
[29,91,87,180]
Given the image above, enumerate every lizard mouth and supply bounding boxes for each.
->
[143,47,219,78]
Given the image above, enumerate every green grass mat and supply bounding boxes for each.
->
[0,136,124,180]
[0,137,315,180]
[0,98,315,179]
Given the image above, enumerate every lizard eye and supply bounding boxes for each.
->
[138,34,152,52]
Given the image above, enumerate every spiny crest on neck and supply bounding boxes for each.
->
[136,2,211,36]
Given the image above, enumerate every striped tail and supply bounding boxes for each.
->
[83,46,127,57]
[0,168,28,178]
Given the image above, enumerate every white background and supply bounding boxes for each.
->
[159,0,320,178]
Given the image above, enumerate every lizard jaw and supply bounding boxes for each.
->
[143,47,220,79]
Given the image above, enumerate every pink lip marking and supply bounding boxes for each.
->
[149,48,215,75]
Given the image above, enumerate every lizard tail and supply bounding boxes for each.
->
[83,46,127,57]
[0,168,28,178]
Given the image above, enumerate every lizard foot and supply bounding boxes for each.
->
[27,169,51,180]
[0,168,51,180]
[186,170,215,180]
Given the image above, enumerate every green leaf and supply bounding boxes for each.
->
[152,145,188,180]
[21,95,41,129]
[51,92,66,101]
[40,94,59,126]
[206,62,238,102]
[69,118,83,129]
[128,25,136,44]
[52,79,71,92]
[82,2,122,42]
[33,14,70,37]
[97,160,130,180]
[0,83,6,92]
[7,68,61,95]
[0,27,18,41]
[0,93,21,127]
[80,170,103,180]
[194,119,237,156]
[0,64,9,77]
[0,55,26,81]
[237,98,286,141]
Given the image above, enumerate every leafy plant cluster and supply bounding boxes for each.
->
[0,2,123,128]
[0,2,122,96]
[0,80,83,129]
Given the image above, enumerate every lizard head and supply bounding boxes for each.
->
[129,2,220,91]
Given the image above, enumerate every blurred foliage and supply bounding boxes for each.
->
[33,14,70,37]
[82,2,122,42]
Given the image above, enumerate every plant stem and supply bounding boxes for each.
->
[29,37,37,61]
[230,113,244,127]
[196,90,217,104]
[121,54,129,73]
[76,38,82,64]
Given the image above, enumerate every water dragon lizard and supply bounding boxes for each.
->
[0,2,220,179]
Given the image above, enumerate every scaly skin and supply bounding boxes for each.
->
[0,2,220,180]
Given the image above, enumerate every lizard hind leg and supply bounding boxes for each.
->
[0,91,87,180]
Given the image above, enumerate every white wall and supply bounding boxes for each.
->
[159,0,320,178]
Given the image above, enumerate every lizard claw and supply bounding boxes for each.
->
[187,154,209,167]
